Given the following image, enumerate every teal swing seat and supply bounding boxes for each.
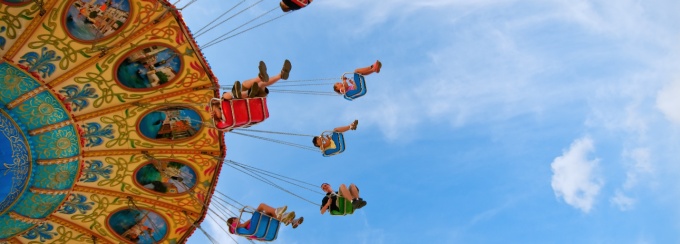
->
[320,131,345,157]
[235,206,281,241]
[343,73,367,101]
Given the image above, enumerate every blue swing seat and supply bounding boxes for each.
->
[235,207,281,241]
[321,131,345,157]
[343,73,367,101]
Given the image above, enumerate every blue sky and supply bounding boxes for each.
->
[178,0,680,243]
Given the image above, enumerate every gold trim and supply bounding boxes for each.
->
[28,120,72,136]
[29,188,71,195]
[6,86,46,109]
[83,149,222,157]
[36,155,80,165]
[8,212,43,225]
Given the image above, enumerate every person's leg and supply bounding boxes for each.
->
[354,65,374,76]
[348,183,360,199]
[338,184,353,199]
[221,92,233,100]
[211,104,223,121]
[256,203,275,216]
[333,120,358,133]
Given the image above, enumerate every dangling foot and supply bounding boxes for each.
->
[291,217,304,229]
[281,211,296,224]
[232,81,242,99]
[258,61,269,83]
[356,198,367,209]
[275,206,288,219]
[349,120,358,130]
[248,82,260,98]
[372,60,382,73]
[281,59,292,80]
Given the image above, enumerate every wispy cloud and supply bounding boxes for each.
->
[610,190,635,211]
[656,80,680,125]
[551,136,603,213]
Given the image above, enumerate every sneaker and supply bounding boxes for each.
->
[281,211,295,224]
[232,81,242,99]
[258,61,269,83]
[373,60,382,73]
[357,199,367,209]
[275,206,287,219]
[281,59,292,80]
[248,82,260,98]
[351,198,362,210]
[292,216,304,229]
[350,120,358,130]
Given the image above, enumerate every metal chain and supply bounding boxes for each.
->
[203,7,287,48]
[224,163,321,206]
[193,0,246,36]
[229,131,319,152]
[233,128,316,137]
[201,2,271,45]
[226,160,325,195]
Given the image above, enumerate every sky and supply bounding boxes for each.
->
[177,0,680,243]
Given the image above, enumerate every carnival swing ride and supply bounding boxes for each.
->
[0,0,376,243]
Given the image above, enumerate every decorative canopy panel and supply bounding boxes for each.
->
[0,0,226,243]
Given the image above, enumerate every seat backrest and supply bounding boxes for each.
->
[236,211,261,236]
[215,98,270,131]
[322,132,345,157]
[329,197,354,216]
[344,73,367,101]
[262,217,281,241]
[247,97,269,125]
[252,215,272,239]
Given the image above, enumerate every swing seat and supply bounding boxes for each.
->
[343,73,367,101]
[210,97,270,131]
[321,131,345,157]
[235,207,281,241]
[329,197,355,216]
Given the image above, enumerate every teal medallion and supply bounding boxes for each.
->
[0,62,81,240]
[0,110,30,215]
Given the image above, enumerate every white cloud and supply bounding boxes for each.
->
[656,80,680,125]
[610,190,635,211]
[551,137,603,213]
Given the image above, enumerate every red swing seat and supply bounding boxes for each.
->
[210,97,269,131]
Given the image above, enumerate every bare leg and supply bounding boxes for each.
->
[333,125,351,133]
[241,74,282,90]
[333,120,358,133]
[257,203,277,216]
[348,183,360,199]
[355,60,382,75]
[338,184,355,200]
[221,92,233,100]
[211,104,223,121]
[354,66,375,76]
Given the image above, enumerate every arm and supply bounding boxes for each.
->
[238,219,251,228]
[320,196,332,215]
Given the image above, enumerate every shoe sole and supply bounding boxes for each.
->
[259,61,269,82]
[248,82,260,98]
[281,59,291,80]
[232,81,242,99]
